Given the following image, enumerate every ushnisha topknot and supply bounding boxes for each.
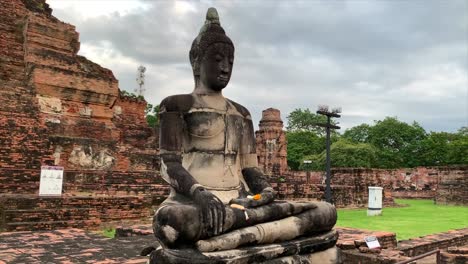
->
[203,7,220,28]
[189,7,234,77]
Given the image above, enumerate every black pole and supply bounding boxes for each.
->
[316,108,340,204]
[325,116,332,203]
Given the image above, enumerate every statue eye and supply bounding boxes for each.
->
[229,57,234,64]
[215,54,223,62]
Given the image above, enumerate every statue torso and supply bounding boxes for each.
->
[180,93,252,202]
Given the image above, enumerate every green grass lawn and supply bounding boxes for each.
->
[336,199,468,241]
[101,227,116,238]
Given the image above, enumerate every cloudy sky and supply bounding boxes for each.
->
[46,0,467,132]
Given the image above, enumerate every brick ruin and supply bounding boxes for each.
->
[256,109,467,207]
[434,166,467,206]
[0,0,165,231]
[255,108,288,175]
[0,0,466,232]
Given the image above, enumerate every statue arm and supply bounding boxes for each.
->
[159,109,199,196]
[234,117,276,207]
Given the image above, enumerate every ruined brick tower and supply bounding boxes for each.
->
[255,108,288,175]
[0,0,164,231]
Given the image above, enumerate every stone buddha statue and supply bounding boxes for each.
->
[149,8,339,264]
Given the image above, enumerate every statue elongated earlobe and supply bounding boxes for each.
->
[190,40,200,76]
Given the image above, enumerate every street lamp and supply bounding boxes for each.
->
[303,160,312,184]
[315,105,341,204]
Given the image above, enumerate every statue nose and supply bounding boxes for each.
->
[220,59,230,73]
[221,66,230,73]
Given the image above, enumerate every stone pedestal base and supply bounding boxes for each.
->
[149,229,339,264]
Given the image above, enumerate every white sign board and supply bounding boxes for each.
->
[39,166,64,196]
[364,236,381,249]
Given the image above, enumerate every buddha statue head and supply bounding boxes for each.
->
[190,8,234,91]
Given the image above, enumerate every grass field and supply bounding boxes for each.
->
[101,227,116,238]
[336,199,468,240]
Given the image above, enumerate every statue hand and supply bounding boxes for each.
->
[192,187,226,237]
[230,188,276,208]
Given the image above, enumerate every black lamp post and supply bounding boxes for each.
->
[303,160,312,184]
[315,105,341,204]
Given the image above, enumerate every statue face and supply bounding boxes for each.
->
[199,42,234,91]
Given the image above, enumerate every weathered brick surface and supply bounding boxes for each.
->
[440,246,468,264]
[336,227,398,250]
[0,195,154,231]
[338,228,468,263]
[268,169,395,207]
[255,108,288,175]
[435,166,467,206]
[264,166,467,207]
[397,228,468,257]
[340,248,412,264]
[0,0,159,231]
[0,228,149,263]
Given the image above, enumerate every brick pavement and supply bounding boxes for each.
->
[2,225,465,263]
[3,225,393,263]
[0,229,150,263]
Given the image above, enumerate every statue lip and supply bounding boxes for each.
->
[218,76,229,82]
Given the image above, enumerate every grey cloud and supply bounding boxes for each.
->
[48,0,467,132]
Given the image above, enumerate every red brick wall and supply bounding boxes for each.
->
[435,166,467,206]
[0,0,158,192]
[0,0,160,231]
[266,166,467,207]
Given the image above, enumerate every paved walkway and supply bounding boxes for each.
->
[1,225,449,263]
[0,229,151,263]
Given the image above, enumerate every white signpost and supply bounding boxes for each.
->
[39,166,64,196]
[364,236,381,249]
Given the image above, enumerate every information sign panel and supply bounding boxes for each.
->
[39,166,64,196]
[364,236,381,249]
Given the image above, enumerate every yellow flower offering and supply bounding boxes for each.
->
[253,194,262,200]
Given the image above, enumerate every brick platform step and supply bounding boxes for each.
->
[0,195,152,209]
[397,228,468,257]
[4,219,103,231]
[0,195,155,231]
[4,207,149,223]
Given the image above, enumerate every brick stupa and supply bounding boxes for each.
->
[255,108,288,175]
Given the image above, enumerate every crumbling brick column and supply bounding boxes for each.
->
[255,108,287,176]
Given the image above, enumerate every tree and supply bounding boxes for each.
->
[300,139,378,170]
[419,132,455,166]
[446,128,468,165]
[368,117,427,168]
[285,108,340,170]
[286,108,337,136]
[286,131,326,170]
[457,126,468,136]
[447,138,468,165]
[343,124,371,143]
[145,104,160,128]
